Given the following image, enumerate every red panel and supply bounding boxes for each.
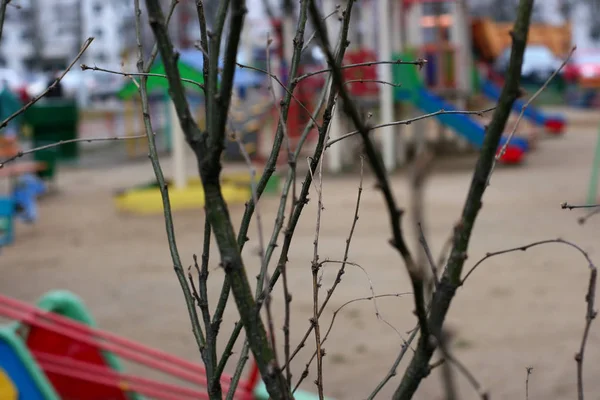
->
[497,146,525,164]
[544,119,565,135]
[25,325,128,400]
[343,49,380,97]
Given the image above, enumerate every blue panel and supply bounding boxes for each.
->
[415,88,529,152]
[0,340,47,400]
[481,79,565,126]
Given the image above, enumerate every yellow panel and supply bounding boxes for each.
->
[113,182,250,215]
[0,368,17,400]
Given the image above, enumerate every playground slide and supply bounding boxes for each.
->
[481,78,566,134]
[412,87,530,163]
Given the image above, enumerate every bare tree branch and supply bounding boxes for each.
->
[308,0,430,376]
[561,202,600,210]
[325,107,496,149]
[492,46,576,177]
[144,0,290,397]
[81,64,205,91]
[392,1,535,397]
[459,238,597,400]
[0,0,9,41]
[526,366,533,400]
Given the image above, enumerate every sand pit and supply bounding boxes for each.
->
[2,119,600,399]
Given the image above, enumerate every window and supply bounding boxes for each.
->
[96,52,107,63]
[422,2,451,16]
[21,29,35,40]
[93,3,102,13]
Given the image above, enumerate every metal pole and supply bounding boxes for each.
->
[587,125,600,205]
[377,0,396,171]
[170,100,187,189]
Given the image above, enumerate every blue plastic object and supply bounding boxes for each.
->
[414,88,530,152]
[0,197,14,247]
[12,174,46,224]
[0,328,60,399]
[481,78,565,127]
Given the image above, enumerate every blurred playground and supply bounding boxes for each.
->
[2,110,600,398]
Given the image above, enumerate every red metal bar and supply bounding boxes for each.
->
[39,360,205,400]
[34,351,207,400]
[0,303,251,397]
[0,294,207,376]
[0,293,261,398]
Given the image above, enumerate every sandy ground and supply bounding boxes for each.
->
[3,114,600,400]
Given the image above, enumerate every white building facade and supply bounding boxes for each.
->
[0,0,136,73]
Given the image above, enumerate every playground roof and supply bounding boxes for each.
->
[117,55,205,100]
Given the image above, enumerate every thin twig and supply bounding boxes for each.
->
[81,64,205,91]
[561,202,600,210]
[412,149,437,294]
[232,129,278,364]
[437,330,457,400]
[0,135,146,168]
[236,61,321,130]
[218,67,335,381]
[195,0,210,87]
[262,30,295,386]
[302,5,340,51]
[293,293,412,394]
[0,0,9,41]
[325,107,496,149]
[198,219,219,399]
[0,37,94,131]
[136,0,209,391]
[285,156,365,368]
[461,238,594,285]
[292,259,409,391]
[309,138,327,399]
[418,223,439,290]
[293,58,427,84]
[458,238,597,400]
[436,231,454,273]
[525,367,533,400]
[444,347,489,400]
[578,208,600,225]
[490,46,576,179]
[393,1,536,397]
[367,321,421,400]
[309,0,430,366]
[265,33,294,192]
[343,79,402,88]
[212,2,312,368]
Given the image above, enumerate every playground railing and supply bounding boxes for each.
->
[0,293,259,400]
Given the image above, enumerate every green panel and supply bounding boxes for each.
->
[392,49,423,101]
[253,380,335,400]
[25,100,79,162]
[118,61,205,100]
[24,100,78,127]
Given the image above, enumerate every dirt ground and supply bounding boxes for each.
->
[3,114,600,400]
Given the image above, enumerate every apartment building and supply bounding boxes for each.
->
[0,0,136,73]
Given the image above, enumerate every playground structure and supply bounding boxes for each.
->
[471,18,572,63]
[0,290,330,400]
[114,50,278,215]
[322,0,568,173]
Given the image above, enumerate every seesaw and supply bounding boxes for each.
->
[0,290,331,400]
